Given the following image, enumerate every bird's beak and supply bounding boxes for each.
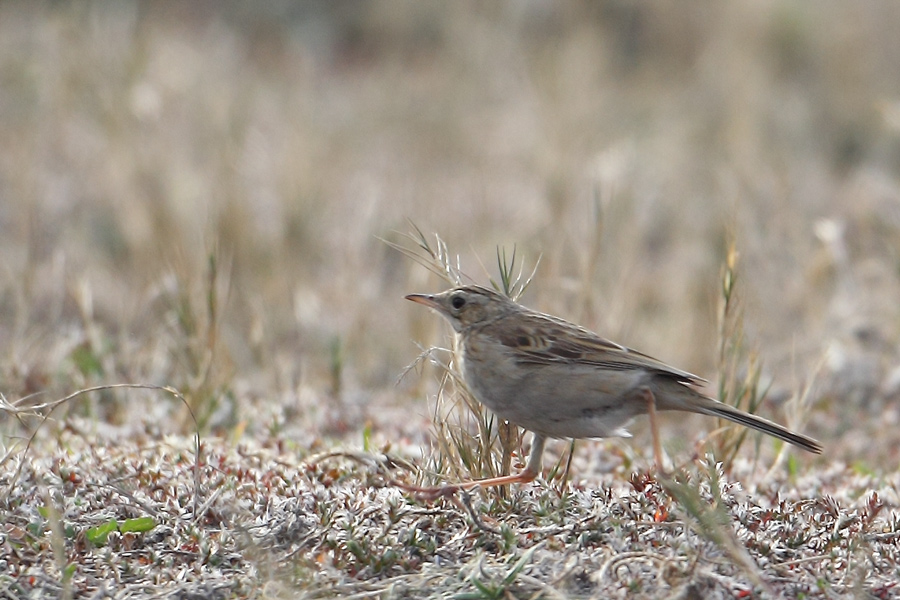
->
[405,293,440,310]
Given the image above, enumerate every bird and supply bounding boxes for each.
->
[401,284,821,498]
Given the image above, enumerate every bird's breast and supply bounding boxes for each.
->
[459,335,522,411]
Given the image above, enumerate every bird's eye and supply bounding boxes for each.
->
[451,295,466,309]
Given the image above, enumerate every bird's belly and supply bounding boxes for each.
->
[462,354,650,439]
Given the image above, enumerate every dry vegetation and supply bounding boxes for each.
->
[2,2,900,598]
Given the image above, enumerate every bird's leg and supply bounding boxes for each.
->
[393,434,547,501]
[642,387,665,472]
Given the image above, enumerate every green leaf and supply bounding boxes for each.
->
[86,520,118,546]
[70,343,104,377]
[788,453,799,478]
[120,517,156,533]
[362,422,372,453]
[501,545,536,588]
[26,520,44,538]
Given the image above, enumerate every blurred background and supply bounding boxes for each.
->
[2,1,899,466]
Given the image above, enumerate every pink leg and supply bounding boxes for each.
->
[394,434,547,501]
[642,387,665,472]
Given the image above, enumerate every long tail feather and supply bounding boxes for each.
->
[692,399,822,454]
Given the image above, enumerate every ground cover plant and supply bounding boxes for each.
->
[3,228,898,598]
[3,3,900,598]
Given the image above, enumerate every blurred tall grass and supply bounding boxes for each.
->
[1,2,898,456]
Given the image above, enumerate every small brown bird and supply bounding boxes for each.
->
[403,285,821,497]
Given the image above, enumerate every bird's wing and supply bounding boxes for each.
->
[493,311,705,384]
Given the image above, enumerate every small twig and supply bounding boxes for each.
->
[518,573,569,600]
[194,484,224,522]
[453,489,500,535]
[773,554,833,569]
[598,551,666,582]
[83,482,162,519]
[865,531,900,542]
[304,449,417,477]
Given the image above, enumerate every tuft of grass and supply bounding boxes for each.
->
[485,244,541,302]
[659,456,774,596]
[390,224,539,497]
[711,235,819,472]
[161,248,236,433]
[456,546,538,600]
[712,237,773,470]
[380,220,465,286]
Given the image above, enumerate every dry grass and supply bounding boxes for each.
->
[3,2,900,598]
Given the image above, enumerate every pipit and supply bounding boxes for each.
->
[401,285,821,498]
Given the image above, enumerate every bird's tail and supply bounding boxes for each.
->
[663,390,822,454]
